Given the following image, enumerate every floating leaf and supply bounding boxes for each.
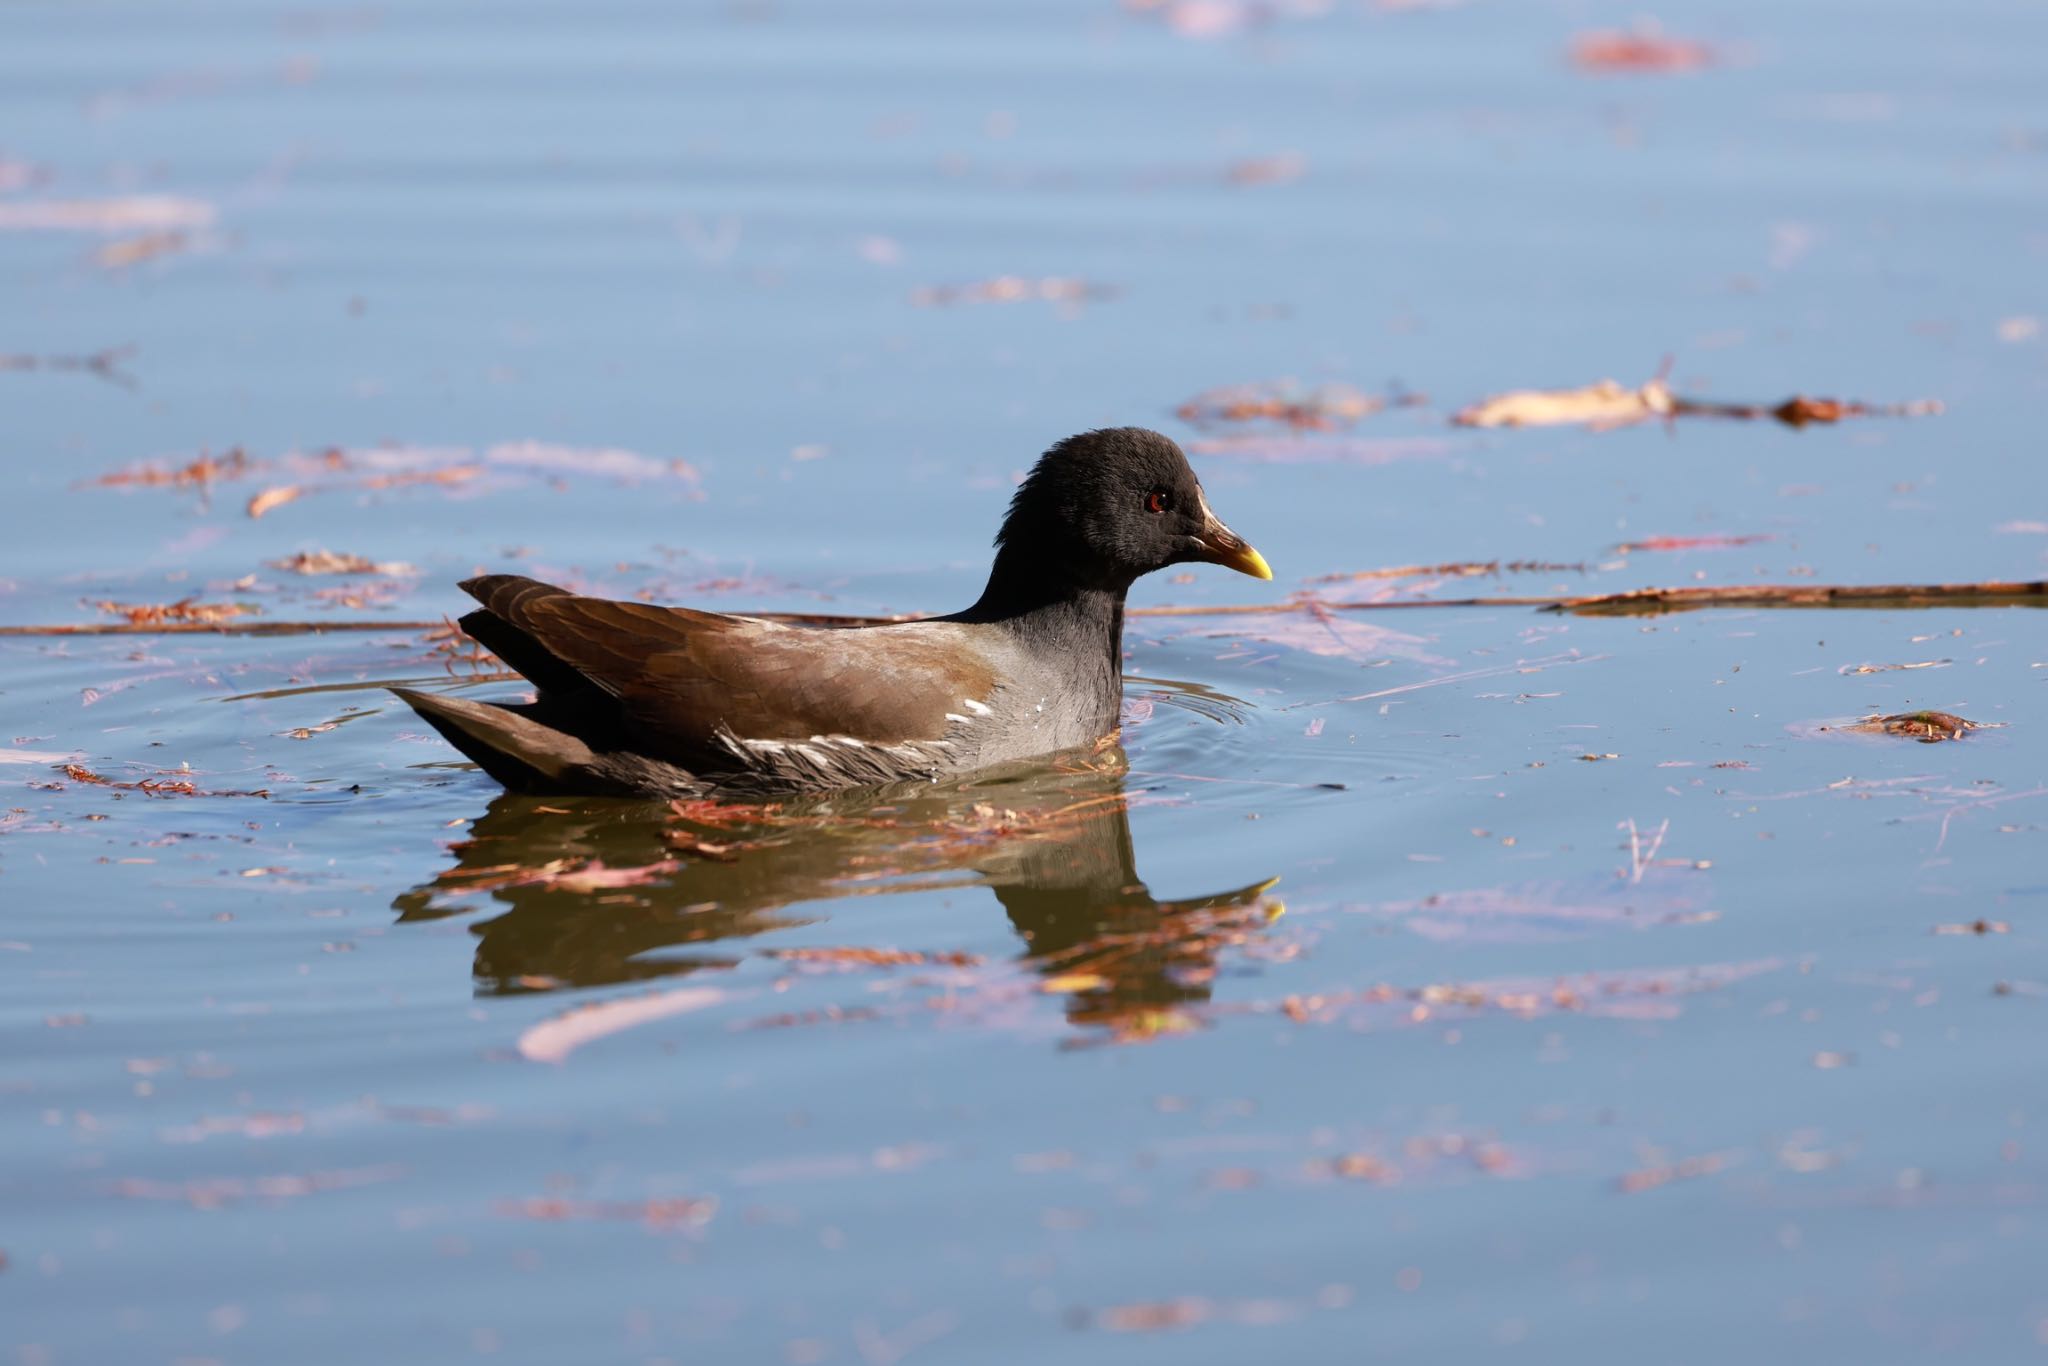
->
[90,447,252,489]
[246,484,304,519]
[269,550,416,576]
[90,598,257,627]
[1454,378,1674,429]
[1849,710,1987,742]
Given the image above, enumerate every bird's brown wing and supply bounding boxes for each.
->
[460,575,993,770]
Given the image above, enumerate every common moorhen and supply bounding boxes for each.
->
[392,427,1270,796]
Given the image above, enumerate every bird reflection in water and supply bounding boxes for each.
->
[394,746,1279,1040]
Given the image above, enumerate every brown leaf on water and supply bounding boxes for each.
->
[91,598,258,627]
[1849,710,1986,743]
[246,484,304,519]
[764,947,985,969]
[1762,396,1860,425]
[1838,660,1949,676]
[1934,919,2009,936]
[90,446,253,489]
[269,550,416,576]
[1690,394,1942,426]
[517,986,725,1063]
[1571,27,1719,74]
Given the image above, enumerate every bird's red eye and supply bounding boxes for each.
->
[1146,489,1172,514]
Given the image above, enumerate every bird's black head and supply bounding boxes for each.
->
[993,427,1271,590]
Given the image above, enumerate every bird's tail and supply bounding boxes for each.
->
[389,687,598,791]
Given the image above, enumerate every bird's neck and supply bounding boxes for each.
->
[952,548,1129,697]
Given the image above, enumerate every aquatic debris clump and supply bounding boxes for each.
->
[1175,380,1424,431]
[90,597,258,627]
[1455,377,1677,430]
[1452,373,1941,431]
[1853,710,1987,743]
[269,550,417,577]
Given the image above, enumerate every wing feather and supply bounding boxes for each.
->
[458,574,995,771]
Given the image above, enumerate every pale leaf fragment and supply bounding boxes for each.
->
[1453,378,1674,430]
[246,484,304,519]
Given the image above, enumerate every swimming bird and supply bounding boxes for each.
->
[392,427,1270,797]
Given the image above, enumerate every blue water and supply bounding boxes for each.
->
[5,1,2047,1361]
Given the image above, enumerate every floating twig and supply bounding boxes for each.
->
[0,345,137,388]
[2,578,2042,638]
[1546,581,2048,616]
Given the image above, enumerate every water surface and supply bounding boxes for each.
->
[5,1,2047,1362]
